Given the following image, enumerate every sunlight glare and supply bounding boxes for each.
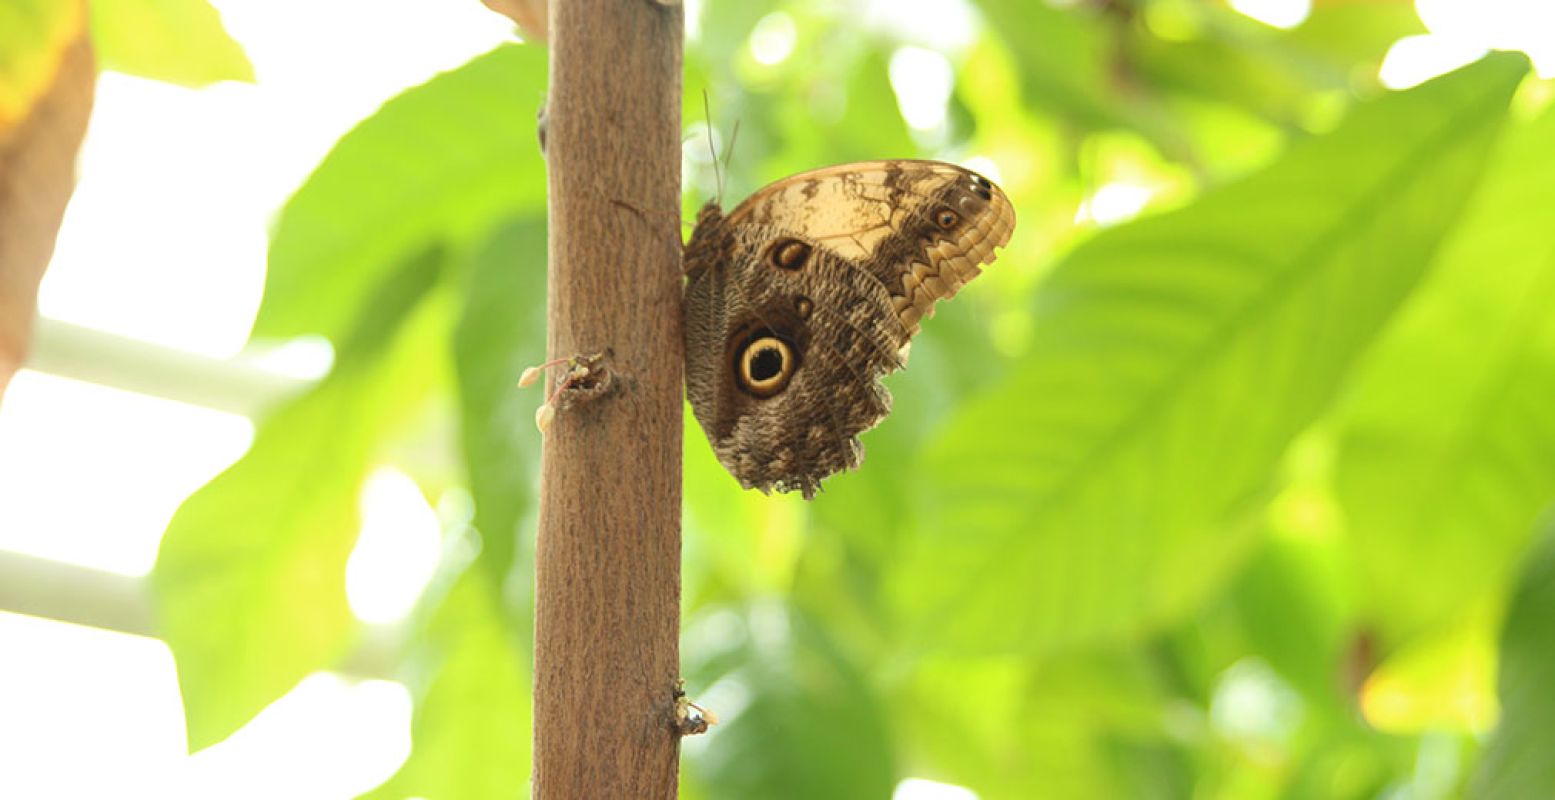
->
[1228,0,1311,30]
[0,371,253,575]
[346,468,444,625]
[1210,658,1303,751]
[38,0,514,357]
[0,612,185,799]
[181,674,412,798]
[749,12,797,66]
[864,0,978,52]
[244,335,335,381]
[1417,0,1555,77]
[889,47,955,131]
[1075,182,1153,227]
[894,778,980,800]
[1379,35,1488,89]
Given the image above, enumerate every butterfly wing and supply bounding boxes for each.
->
[683,160,1015,498]
[722,159,1016,336]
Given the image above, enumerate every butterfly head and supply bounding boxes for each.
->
[684,201,729,277]
[694,199,723,226]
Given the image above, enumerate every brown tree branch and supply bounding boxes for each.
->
[533,0,684,797]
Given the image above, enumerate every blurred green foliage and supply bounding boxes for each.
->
[137,0,1555,797]
[88,0,253,85]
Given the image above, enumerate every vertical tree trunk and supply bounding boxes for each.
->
[534,0,684,798]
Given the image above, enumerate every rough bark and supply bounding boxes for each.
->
[533,0,684,797]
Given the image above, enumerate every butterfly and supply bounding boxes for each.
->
[683,160,1016,499]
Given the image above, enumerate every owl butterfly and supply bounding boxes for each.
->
[684,160,1016,499]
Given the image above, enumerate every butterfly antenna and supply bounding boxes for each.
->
[722,119,740,189]
[703,89,723,205]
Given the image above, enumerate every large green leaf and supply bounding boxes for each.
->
[89,0,254,86]
[892,54,1527,654]
[256,43,547,342]
[360,221,545,798]
[365,568,531,800]
[682,608,896,800]
[896,651,1184,800]
[452,219,547,587]
[1336,103,1555,636]
[151,248,446,749]
[1469,517,1555,799]
[1282,0,1425,71]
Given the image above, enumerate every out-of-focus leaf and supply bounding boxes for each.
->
[894,55,1527,654]
[256,44,546,341]
[972,0,1118,129]
[1359,611,1497,734]
[88,0,253,86]
[1225,531,1347,704]
[1135,1,1423,128]
[1469,517,1555,799]
[0,6,92,401]
[1336,103,1555,636]
[683,608,895,800]
[1282,0,1425,71]
[684,414,804,605]
[811,297,1007,553]
[897,652,1183,800]
[0,0,84,126]
[151,248,446,749]
[366,222,544,799]
[781,301,1008,662]
[727,44,916,199]
[453,219,546,587]
[365,568,531,800]
[1132,26,1325,130]
[974,0,1189,162]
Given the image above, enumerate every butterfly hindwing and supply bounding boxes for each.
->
[683,160,1015,497]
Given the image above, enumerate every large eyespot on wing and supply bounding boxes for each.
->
[696,241,903,500]
[732,331,799,398]
[722,160,1015,336]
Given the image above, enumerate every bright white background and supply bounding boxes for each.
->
[0,0,1549,798]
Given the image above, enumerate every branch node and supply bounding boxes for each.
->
[552,349,614,410]
[537,99,548,156]
[672,680,716,737]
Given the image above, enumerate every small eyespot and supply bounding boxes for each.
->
[794,295,814,320]
[934,207,961,230]
[736,335,797,397]
[768,239,811,270]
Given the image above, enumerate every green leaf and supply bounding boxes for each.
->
[683,609,895,800]
[893,54,1527,654]
[365,569,531,800]
[256,43,547,341]
[89,0,254,86]
[1132,26,1326,130]
[896,652,1183,800]
[151,247,446,749]
[1469,517,1555,799]
[1282,1,1426,72]
[0,0,83,124]
[973,0,1191,163]
[453,219,547,586]
[363,223,543,798]
[1337,103,1555,636]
